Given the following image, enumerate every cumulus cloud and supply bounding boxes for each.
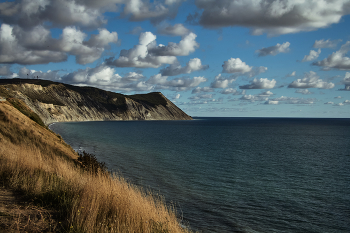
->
[210,74,238,89]
[295,89,313,95]
[192,87,214,94]
[286,71,296,77]
[189,94,214,100]
[313,39,342,49]
[6,67,62,81]
[256,42,290,56]
[312,41,350,70]
[0,24,67,65]
[269,96,316,104]
[106,31,178,68]
[0,24,118,65]
[239,78,276,89]
[302,49,321,62]
[340,72,350,90]
[108,32,200,68]
[247,66,268,78]
[160,58,208,76]
[157,23,191,36]
[324,101,334,105]
[240,94,268,102]
[60,65,153,92]
[149,32,199,56]
[222,58,252,74]
[258,91,274,96]
[343,100,350,104]
[146,74,207,91]
[264,100,279,105]
[288,71,335,89]
[188,0,350,35]
[220,88,245,95]
[122,0,183,24]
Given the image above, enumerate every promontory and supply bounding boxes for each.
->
[0,78,192,125]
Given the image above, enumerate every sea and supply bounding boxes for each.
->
[49,117,350,233]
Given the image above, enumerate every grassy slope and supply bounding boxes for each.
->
[0,101,191,233]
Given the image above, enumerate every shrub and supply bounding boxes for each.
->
[77,151,108,175]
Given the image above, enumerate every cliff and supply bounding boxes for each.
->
[0,79,192,125]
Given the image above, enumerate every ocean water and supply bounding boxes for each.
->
[49,117,350,233]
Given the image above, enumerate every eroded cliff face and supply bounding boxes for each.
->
[0,79,192,125]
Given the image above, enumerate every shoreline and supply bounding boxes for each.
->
[0,102,193,233]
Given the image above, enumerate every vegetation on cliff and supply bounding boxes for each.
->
[0,100,191,232]
[0,79,192,125]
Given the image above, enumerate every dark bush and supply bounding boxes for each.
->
[77,151,108,175]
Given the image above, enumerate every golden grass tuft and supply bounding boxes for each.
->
[0,102,191,232]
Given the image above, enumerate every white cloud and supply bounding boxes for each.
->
[264,100,279,105]
[122,0,183,24]
[0,24,118,65]
[15,67,61,81]
[256,42,290,56]
[189,0,350,35]
[107,31,177,68]
[258,91,274,96]
[222,58,252,74]
[239,78,276,89]
[295,89,313,95]
[160,58,208,76]
[341,72,350,90]
[288,71,335,89]
[269,96,316,104]
[189,94,214,100]
[0,24,67,65]
[238,91,273,103]
[334,96,342,99]
[0,0,113,29]
[240,94,268,102]
[247,66,268,78]
[60,65,153,92]
[149,32,199,56]
[313,39,342,49]
[324,101,334,105]
[302,49,321,62]
[157,23,191,36]
[220,88,245,95]
[147,74,207,91]
[286,71,296,77]
[192,87,214,94]
[312,41,350,70]
[343,100,350,104]
[210,74,237,89]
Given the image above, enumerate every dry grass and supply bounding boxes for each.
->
[0,102,191,233]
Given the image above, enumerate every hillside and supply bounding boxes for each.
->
[0,92,191,232]
[0,79,192,125]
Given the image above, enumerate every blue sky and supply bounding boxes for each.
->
[0,0,350,118]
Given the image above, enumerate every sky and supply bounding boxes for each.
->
[0,0,350,118]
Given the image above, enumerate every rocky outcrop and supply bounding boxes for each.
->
[0,79,192,125]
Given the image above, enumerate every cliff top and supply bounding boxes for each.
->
[0,78,167,107]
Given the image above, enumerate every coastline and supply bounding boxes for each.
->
[0,101,193,232]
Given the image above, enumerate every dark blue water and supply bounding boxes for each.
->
[50,117,350,233]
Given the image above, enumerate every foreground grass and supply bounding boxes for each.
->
[0,102,191,232]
